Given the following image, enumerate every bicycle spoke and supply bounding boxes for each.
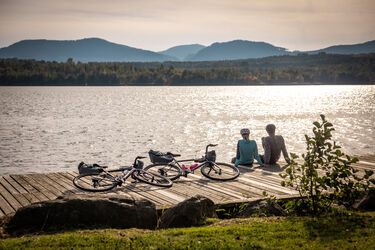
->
[201,162,240,181]
[133,170,173,187]
[144,163,182,181]
[74,173,118,192]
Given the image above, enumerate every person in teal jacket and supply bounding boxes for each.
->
[235,128,263,167]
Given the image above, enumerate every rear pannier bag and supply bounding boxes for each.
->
[78,162,104,175]
[148,150,174,164]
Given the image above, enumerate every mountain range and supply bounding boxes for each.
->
[0,38,374,63]
[158,44,205,61]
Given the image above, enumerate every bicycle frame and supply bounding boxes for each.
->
[167,144,218,176]
[100,156,146,186]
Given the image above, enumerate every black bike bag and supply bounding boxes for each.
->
[148,150,174,164]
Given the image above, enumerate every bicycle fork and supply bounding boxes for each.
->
[206,163,222,175]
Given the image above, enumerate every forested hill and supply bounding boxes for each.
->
[0,53,374,85]
[307,40,375,55]
[187,40,289,61]
[159,44,206,61]
[0,38,174,62]
[1,38,375,63]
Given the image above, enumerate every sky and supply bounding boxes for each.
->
[0,0,374,52]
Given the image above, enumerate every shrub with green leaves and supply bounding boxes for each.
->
[280,114,374,215]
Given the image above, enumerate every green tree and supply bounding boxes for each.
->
[280,115,374,215]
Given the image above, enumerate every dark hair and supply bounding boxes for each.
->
[266,124,276,134]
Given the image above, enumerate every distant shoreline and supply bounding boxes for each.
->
[1,54,374,85]
[1,83,374,87]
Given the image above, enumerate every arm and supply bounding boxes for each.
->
[261,137,265,149]
[235,141,240,166]
[280,136,290,164]
[253,141,263,165]
[263,138,271,164]
[236,141,240,160]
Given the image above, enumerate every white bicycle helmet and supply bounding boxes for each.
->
[240,128,250,135]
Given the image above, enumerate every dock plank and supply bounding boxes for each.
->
[0,177,30,207]
[3,176,40,204]
[0,180,23,211]
[21,174,57,200]
[29,174,66,196]
[3,176,29,194]
[12,175,50,201]
[169,179,233,202]
[122,184,176,206]
[0,193,15,214]
[46,173,76,194]
[10,175,49,202]
[0,154,374,217]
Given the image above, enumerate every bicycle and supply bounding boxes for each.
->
[73,156,173,192]
[144,144,240,181]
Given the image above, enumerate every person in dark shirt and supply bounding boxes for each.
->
[260,124,290,165]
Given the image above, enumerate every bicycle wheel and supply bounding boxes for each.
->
[201,162,240,181]
[73,172,119,192]
[143,163,182,181]
[132,170,173,187]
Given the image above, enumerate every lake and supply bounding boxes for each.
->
[0,85,374,175]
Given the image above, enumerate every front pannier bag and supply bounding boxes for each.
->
[206,150,216,162]
[78,162,104,175]
[148,150,174,164]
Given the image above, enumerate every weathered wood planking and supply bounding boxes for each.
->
[0,155,374,217]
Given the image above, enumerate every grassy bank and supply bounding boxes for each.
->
[1,212,374,249]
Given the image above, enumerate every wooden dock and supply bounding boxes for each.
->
[0,155,374,217]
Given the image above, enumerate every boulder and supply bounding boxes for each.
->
[6,194,157,234]
[159,195,216,228]
[353,189,375,211]
[239,199,287,217]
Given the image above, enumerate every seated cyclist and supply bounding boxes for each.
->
[234,128,263,167]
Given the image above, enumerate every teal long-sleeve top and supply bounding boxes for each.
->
[235,139,263,166]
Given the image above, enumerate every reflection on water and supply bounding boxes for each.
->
[0,85,374,175]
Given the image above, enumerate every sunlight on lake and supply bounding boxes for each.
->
[0,85,374,175]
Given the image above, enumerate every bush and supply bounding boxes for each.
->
[280,114,374,215]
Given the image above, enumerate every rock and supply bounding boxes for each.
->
[159,195,216,228]
[239,199,287,217]
[353,189,375,211]
[5,194,157,234]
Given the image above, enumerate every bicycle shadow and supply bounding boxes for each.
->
[119,181,172,192]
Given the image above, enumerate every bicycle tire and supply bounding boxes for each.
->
[132,170,173,187]
[201,162,240,181]
[143,163,182,181]
[73,172,118,192]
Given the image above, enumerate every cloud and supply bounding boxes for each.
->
[0,0,374,51]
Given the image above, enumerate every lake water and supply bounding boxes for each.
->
[0,85,374,175]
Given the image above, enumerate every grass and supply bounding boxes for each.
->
[1,212,375,249]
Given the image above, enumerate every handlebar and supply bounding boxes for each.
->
[133,156,146,166]
[205,144,218,154]
[167,152,181,157]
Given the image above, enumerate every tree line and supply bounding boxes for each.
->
[0,53,374,85]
